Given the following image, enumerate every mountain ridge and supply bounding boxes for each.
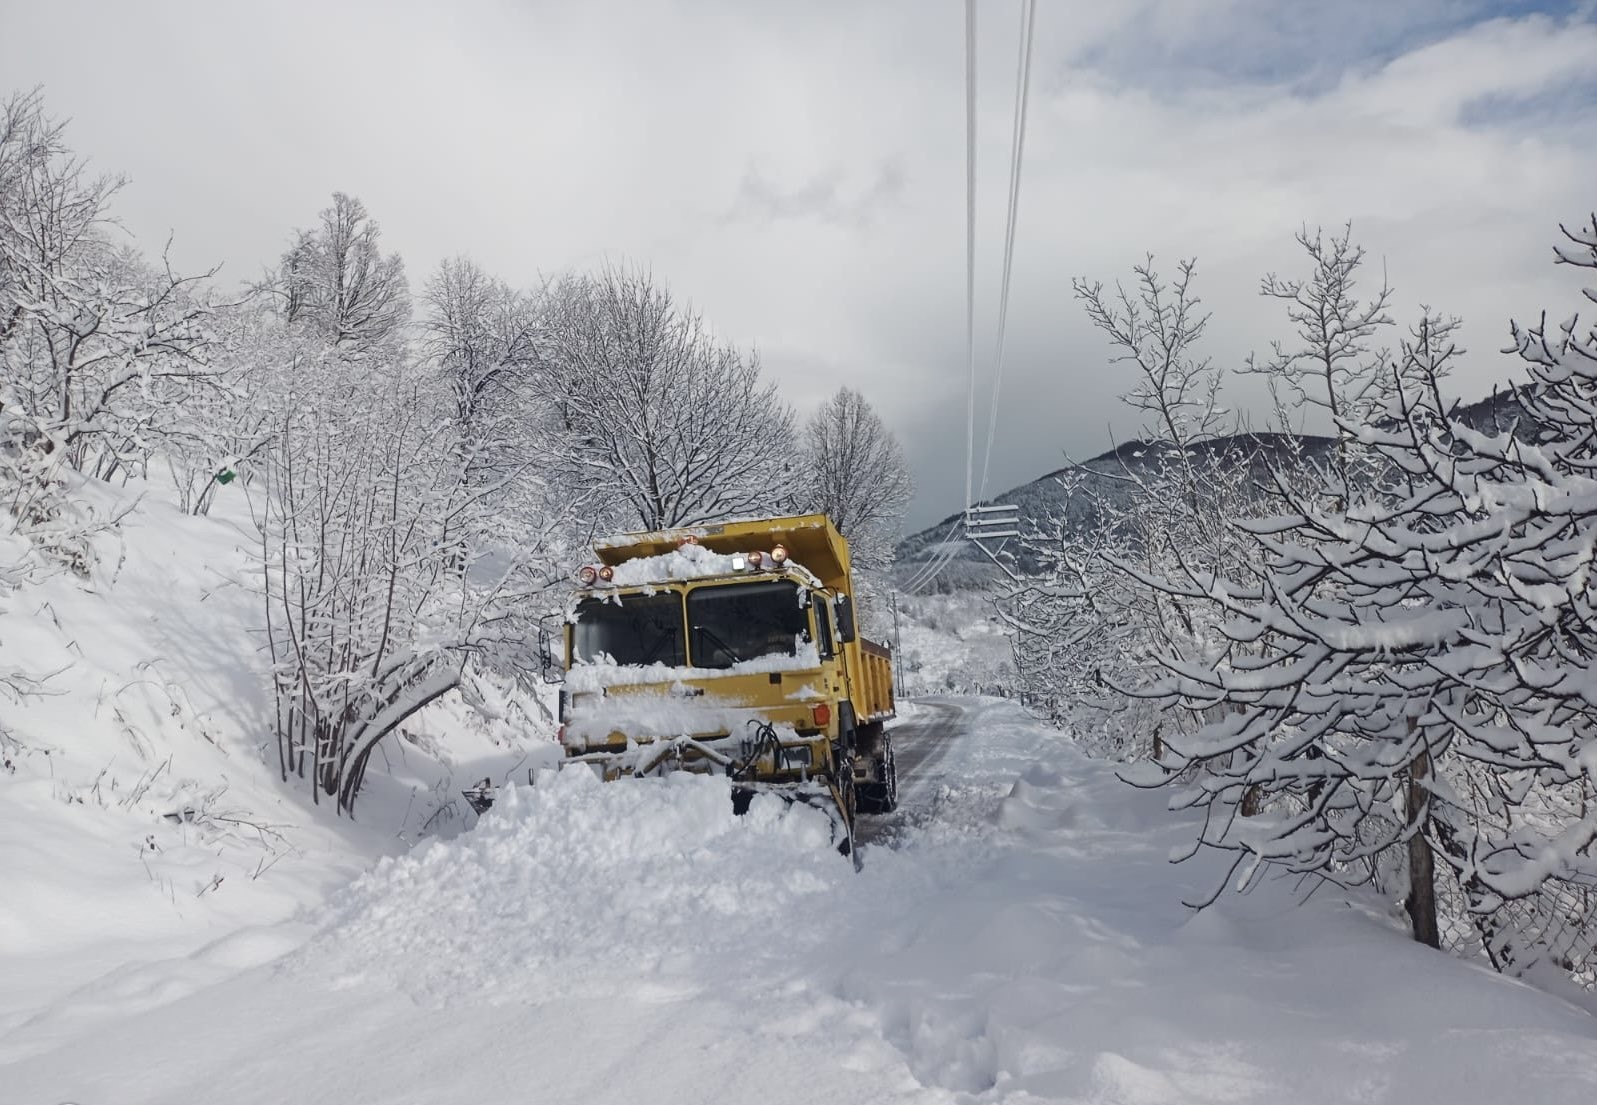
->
[894,385,1525,590]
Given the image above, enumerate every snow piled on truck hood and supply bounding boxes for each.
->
[561,694,788,748]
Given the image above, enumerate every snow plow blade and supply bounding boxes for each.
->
[466,728,861,869]
[562,723,862,869]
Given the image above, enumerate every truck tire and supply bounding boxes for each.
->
[856,733,898,814]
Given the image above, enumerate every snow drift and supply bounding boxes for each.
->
[7,700,1597,1105]
[290,767,852,1004]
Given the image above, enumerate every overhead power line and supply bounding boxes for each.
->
[907,0,1038,594]
[960,0,979,531]
[900,515,965,593]
[978,0,1038,504]
[906,0,981,598]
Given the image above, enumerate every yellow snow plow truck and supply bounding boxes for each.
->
[538,514,897,858]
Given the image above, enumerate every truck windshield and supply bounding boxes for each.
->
[571,591,685,667]
[687,580,812,670]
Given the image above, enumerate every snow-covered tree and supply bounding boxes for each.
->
[419,255,548,500]
[539,264,795,531]
[799,385,912,569]
[1078,257,1227,455]
[0,88,214,483]
[1246,222,1398,493]
[1136,220,1597,982]
[252,220,556,811]
[419,255,589,673]
[253,340,533,813]
[277,193,409,351]
[159,297,287,515]
[1001,258,1259,759]
[422,257,539,432]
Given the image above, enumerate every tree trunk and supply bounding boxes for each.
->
[1405,749,1440,948]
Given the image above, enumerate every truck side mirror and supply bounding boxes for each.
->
[834,594,857,644]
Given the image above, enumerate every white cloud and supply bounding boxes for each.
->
[3,0,1593,528]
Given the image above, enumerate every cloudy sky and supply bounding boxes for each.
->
[4,0,1595,529]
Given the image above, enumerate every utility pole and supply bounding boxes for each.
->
[964,504,1022,580]
[889,591,906,697]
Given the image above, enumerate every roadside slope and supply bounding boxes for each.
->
[0,475,552,1044]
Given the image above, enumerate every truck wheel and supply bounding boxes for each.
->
[855,734,898,814]
[879,736,898,812]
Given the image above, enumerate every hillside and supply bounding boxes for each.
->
[896,386,1527,588]
[0,471,556,1029]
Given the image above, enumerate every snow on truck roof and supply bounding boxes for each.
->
[593,514,852,592]
[602,542,778,587]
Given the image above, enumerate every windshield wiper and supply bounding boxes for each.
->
[693,625,742,666]
[639,626,677,666]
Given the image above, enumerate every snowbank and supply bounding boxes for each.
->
[289,767,849,1004]
[0,473,554,1039]
[6,699,1597,1105]
[288,699,1597,1103]
[896,590,1016,695]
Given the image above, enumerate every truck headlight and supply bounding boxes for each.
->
[781,744,813,768]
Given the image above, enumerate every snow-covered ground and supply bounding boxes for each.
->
[5,697,1594,1104]
[0,474,553,1055]
[894,590,1015,697]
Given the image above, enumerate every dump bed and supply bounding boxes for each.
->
[855,638,894,723]
[594,514,852,593]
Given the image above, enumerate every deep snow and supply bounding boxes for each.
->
[4,697,1595,1104]
[0,473,552,1051]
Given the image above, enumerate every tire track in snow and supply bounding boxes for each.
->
[856,697,967,848]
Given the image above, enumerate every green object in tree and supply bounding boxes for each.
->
[214,468,236,485]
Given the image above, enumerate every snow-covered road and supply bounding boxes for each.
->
[4,698,1596,1104]
[857,696,963,848]
[888,698,964,793]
